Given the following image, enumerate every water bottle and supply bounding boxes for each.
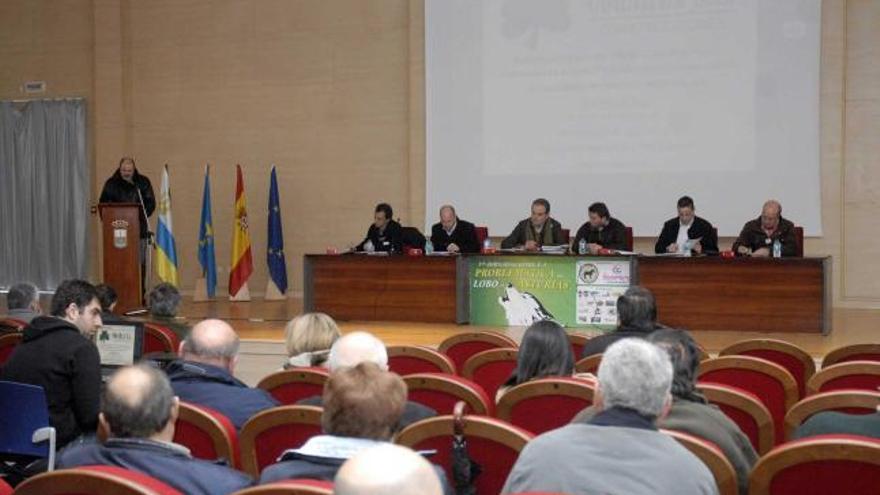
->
[683,239,693,257]
[772,239,782,258]
[578,238,587,255]
[364,240,374,253]
[425,240,434,255]
[482,237,491,252]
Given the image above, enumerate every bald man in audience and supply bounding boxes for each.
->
[58,364,252,495]
[430,205,480,253]
[298,331,436,429]
[732,199,798,257]
[164,319,278,429]
[502,339,717,495]
[335,444,444,495]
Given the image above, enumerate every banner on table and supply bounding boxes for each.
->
[467,256,634,328]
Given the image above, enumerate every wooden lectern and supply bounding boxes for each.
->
[99,203,142,313]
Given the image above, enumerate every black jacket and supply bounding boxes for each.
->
[430,218,480,253]
[58,437,253,495]
[99,168,156,238]
[580,324,662,359]
[1,316,101,447]
[356,220,403,253]
[654,216,719,254]
[571,217,629,252]
[732,216,798,257]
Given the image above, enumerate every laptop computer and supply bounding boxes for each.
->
[95,318,145,380]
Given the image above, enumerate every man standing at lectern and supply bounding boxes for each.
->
[99,157,156,296]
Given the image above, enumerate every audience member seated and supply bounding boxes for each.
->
[335,444,444,495]
[502,339,716,495]
[580,286,664,359]
[283,312,341,369]
[165,319,279,429]
[1,279,102,448]
[355,203,403,253]
[4,282,42,324]
[794,408,880,440]
[654,196,719,255]
[429,204,480,254]
[58,364,253,495]
[261,363,448,493]
[148,282,189,338]
[574,329,756,495]
[298,331,436,430]
[500,198,564,251]
[95,283,122,322]
[496,320,575,401]
[570,202,628,254]
[732,199,798,257]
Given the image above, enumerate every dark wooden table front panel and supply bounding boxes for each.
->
[638,256,831,334]
[304,255,458,323]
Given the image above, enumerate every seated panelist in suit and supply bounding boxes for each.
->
[654,196,718,254]
[430,205,479,254]
[356,203,403,253]
[732,199,797,257]
[501,198,564,252]
[571,202,628,254]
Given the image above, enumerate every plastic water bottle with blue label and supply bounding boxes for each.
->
[425,240,434,255]
[483,237,491,251]
[578,238,587,255]
[772,239,782,258]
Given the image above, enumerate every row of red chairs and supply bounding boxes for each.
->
[13,414,880,495]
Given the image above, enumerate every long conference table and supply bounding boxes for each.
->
[303,254,831,334]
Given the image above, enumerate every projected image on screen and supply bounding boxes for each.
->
[426,0,821,236]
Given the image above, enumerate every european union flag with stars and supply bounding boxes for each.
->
[267,165,288,294]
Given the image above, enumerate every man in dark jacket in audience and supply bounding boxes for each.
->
[580,286,664,359]
[58,364,252,494]
[165,318,278,429]
[2,279,103,448]
[573,329,757,495]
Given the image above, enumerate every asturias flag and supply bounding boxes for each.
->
[229,164,254,298]
[155,164,179,286]
[267,165,288,294]
[198,164,217,297]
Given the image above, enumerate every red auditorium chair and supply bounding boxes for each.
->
[574,353,602,375]
[474,226,489,247]
[496,377,596,435]
[794,225,804,257]
[567,333,591,360]
[821,344,880,368]
[624,226,633,251]
[783,389,880,441]
[720,338,816,398]
[438,331,517,372]
[560,228,570,244]
[0,332,22,365]
[230,479,333,495]
[395,402,533,495]
[806,361,880,395]
[0,478,11,495]
[0,317,27,333]
[387,345,456,376]
[697,383,775,455]
[404,373,493,416]
[257,368,330,405]
[662,429,738,495]
[698,356,797,446]
[748,435,880,495]
[174,401,239,468]
[143,322,181,354]
[14,465,183,495]
[461,347,518,401]
[239,405,323,478]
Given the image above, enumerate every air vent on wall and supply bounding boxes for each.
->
[22,81,47,94]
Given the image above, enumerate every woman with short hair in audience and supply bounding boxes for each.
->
[283,312,341,369]
[496,319,575,401]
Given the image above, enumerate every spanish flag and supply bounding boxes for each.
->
[229,164,254,300]
[155,164,179,286]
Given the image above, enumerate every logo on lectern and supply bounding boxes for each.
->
[112,219,129,249]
